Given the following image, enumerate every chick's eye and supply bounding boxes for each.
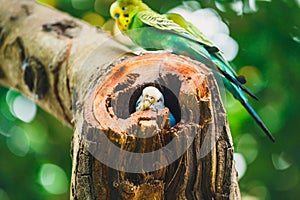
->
[122,6,126,10]
[115,13,120,18]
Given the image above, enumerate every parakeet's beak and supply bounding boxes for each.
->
[143,99,151,110]
[142,95,157,110]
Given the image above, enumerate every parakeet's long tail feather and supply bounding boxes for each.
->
[217,68,259,100]
[241,99,275,142]
[188,43,259,100]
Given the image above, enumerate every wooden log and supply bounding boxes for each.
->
[72,52,240,199]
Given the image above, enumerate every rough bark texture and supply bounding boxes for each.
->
[0,0,241,199]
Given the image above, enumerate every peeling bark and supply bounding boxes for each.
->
[0,0,241,199]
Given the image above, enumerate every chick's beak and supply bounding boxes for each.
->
[142,99,151,110]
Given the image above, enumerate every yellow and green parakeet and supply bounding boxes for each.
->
[110,0,275,142]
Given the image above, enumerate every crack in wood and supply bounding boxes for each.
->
[51,43,73,123]
[0,26,7,48]
[3,36,26,60]
[0,64,5,79]
[24,56,49,99]
[105,95,114,118]
[23,60,35,91]
[42,19,81,38]
[21,4,33,16]
[9,3,33,21]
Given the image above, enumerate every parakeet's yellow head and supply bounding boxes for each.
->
[110,0,146,32]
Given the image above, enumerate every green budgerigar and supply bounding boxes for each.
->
[110,0,275,142]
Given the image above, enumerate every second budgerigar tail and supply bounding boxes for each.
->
[241,99,275,142]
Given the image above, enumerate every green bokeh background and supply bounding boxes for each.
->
[0,0,299,199]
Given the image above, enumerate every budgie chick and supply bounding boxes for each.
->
[136,86,176,127]
[110,0,275,142]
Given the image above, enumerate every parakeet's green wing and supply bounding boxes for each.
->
[166,14,239,78]
[165,13,215,49]
[138,11,218,53]
[137,11,257,99]
[166,13,259,99]
[137,11,209,47]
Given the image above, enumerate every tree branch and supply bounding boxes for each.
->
[0,0,129,125]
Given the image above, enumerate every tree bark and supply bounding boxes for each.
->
[0,0,241,199]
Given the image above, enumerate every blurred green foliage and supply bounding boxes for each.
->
[0,0,299,199]
[0,88,72,200]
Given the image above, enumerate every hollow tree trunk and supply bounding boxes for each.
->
[0,0,241,199]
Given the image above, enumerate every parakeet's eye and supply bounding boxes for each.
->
[122,6,126,10]
[115,13,120,18]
